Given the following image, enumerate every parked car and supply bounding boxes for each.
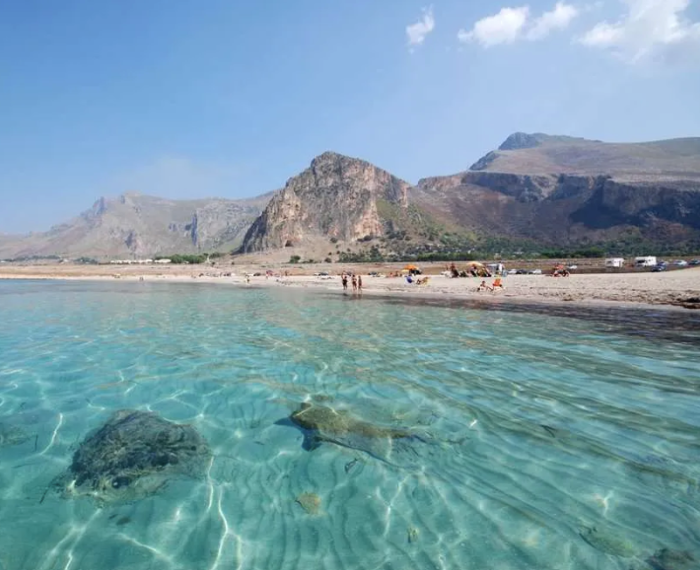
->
[529,269,543,275]
[674,260,688,267]
[567,265,578,270]
[515,269,528,275]
[507,269,518,275]
[690,260,700,266]
[652,264,667,272]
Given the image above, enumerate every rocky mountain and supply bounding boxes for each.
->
[410,134,700,252]
[0,192,271,259]
[239,152,413,252]
[3,134,699,260]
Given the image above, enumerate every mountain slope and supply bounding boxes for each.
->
[3,134,700,260]
[411,133,700,251]
[470,132,700,180]
[0,192,271,259]
[239,152,412,252]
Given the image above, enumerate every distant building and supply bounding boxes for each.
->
[108,259,155,265]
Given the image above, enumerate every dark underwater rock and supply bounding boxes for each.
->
[0,423,30,447]
[579,525,637,557]
[286,402,425,464]
[646,548,696,570]
[53,410,210,504]
[290,402,413,441]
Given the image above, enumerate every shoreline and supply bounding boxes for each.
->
[2,266,699,312]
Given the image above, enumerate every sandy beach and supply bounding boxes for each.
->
[1,262,699,310]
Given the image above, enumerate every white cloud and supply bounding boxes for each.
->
[458,7,530,47]
[458,2,579,47]
[406,6,435,47]
[527,2,580,40]
[580,0,700,63]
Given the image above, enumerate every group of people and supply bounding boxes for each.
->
[448,262,498,279]
[341,272,363,294]
[476,277,505,292]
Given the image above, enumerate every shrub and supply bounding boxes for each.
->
[289,255,301,263]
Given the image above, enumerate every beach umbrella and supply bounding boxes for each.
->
[464,261,484,267]
[404,264,419,271]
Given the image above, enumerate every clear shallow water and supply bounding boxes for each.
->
[1,281,700,570]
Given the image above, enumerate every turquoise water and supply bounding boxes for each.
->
[1,280,700,570]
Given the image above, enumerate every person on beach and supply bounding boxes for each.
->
[476,280,492,292]
[341,274,348,291]
[357,275,363,294]
[351,274,357,293]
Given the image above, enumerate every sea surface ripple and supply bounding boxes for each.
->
[1,280,699,570]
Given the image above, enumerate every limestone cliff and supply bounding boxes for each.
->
[240,152,411,252]
[3,133,700,260]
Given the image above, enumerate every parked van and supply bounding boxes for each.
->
[635,256,657,267]
[605,258,625,268]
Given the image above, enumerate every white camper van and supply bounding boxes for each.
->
[635,256,657,268]
[605,258,625,268]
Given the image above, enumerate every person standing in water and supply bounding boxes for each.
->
[341,273,348,291]
[357,274,363,295]
[351,274,357,293]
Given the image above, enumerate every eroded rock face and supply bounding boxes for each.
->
[52,410,210,504]
[240,152,411,252]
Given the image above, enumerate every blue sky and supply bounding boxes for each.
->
[1,0,699,233]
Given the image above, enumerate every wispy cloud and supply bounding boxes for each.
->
[527,2,580,40]
[579,0,700,64]
[406,6,435,49]
[458,2,579,47]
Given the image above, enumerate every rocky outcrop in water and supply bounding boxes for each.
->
[52,410,210,504]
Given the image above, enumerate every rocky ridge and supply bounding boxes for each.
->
[0,192,269,259]
[2,133,700,260]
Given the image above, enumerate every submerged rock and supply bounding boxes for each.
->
[295,492,321,515]
[52,410,211,504]
[0,423,30,447]
[646,548,696,570]
[285,402,426,464]
[579,525,637,558]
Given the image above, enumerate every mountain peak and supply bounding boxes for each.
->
[309,151,361,168]
[499,132,546,151]
[499,132,595,151]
